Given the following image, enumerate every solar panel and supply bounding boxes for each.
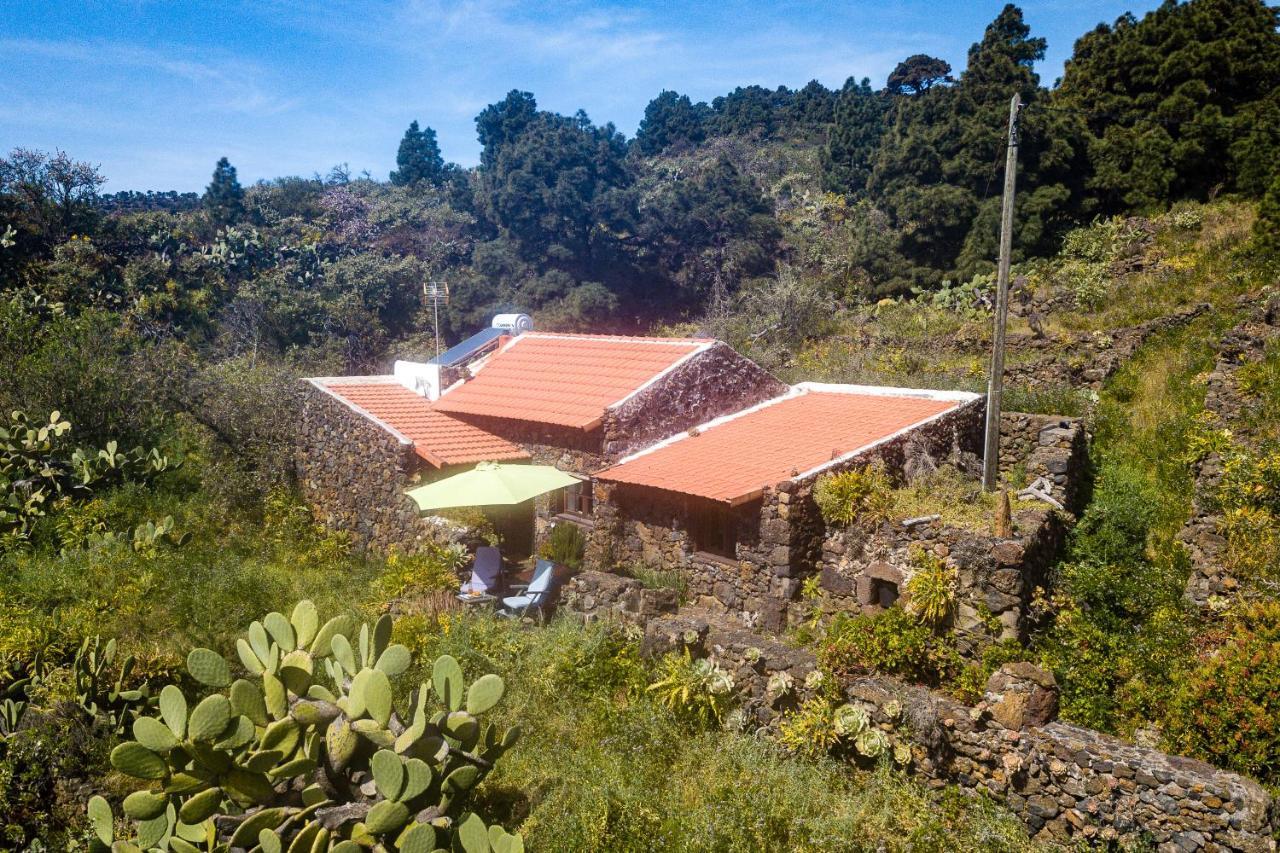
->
[429,326,506,367]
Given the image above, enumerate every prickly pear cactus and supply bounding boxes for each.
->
[86,600,523,852]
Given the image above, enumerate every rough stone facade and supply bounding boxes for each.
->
[603,342,788,458]
[818,508,1068,648]
[558,569,679,625]
[998,413,1090,512]
[639,614,1277,851]
[296,380,469,554]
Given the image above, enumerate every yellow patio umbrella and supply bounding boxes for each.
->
[406,461,582,512]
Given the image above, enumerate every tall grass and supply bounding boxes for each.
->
[1035,314,1233,734]
[401,615,1040,852]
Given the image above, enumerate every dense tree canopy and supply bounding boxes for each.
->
[886,55,954,95]
[2,0,1275,350]
[1056,0,1280,209]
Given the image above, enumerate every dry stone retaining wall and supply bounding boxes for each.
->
[638,612,1276,851]
[1181,295,1280,608]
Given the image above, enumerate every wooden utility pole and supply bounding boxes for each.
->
[982,94,1022,492]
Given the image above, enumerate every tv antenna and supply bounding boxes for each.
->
[424,278,450,360]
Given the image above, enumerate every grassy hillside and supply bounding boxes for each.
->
[1,197,1277,848]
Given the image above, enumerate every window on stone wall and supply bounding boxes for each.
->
[871,577,900,608]
[552,480,593,520]
[689,503,738,561]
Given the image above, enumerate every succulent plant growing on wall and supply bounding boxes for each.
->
[86,600,523,852]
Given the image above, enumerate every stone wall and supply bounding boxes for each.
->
[558,569,679,625]
[1005,301,1212,391]
[818,508,1067,648]
[999,413,1089,512]
[603,342,788,458]
[640,614,1276,851]
[1181,295,1280,608]
[296,381,473,554]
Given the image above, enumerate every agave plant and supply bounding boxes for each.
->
[86,600,523,852]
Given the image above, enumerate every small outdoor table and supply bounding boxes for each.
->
[456,592,497,609]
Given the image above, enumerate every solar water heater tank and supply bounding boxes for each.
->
[491,313,533,334]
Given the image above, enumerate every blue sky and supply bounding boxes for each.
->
[1,1,1163,192]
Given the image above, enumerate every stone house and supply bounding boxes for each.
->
[299,322,1093,640]
[298,329,784,553]
[586,383,984,630]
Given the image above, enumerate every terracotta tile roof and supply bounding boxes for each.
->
[433,333,710,430]
[317,380,528,467]
[596,386,974,504]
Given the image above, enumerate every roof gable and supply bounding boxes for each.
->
[314,378,528,467]
[432,333,711,430]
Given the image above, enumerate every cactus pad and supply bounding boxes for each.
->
[263,612,296,652]
[364,669,393,726]
[432,655,464,711]
[122,789,168,820]
[365,799,409,835]
[374,644,410,677]
[177,783,222,824]
[466,674,504,715]
[110,741,168,779]
[87,795,113,845]
[401,757,433,802]
[397,823,437,853]
[159,684,187,739]
[236,639,265,675]
[457,814,489,853]
[371,749,405,800]
[188,694,232,741]
[289,600,319,649]
[230,678,268,726]
[186,648,232,688]
[309,614,354,656]
[132,716,178,752]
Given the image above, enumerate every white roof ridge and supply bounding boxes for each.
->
[521,331,712,347]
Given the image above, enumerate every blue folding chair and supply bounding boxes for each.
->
[498,559,556,620]
[459,546,503,599]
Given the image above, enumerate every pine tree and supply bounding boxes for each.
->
[203,156,244,226]
[1254,169,1280,256]
[821,78,889,196]
[390,120,445,187]
[1055,0,1280,209]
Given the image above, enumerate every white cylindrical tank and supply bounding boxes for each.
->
[491,313,533,334]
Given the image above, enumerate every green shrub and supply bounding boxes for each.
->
[646,649,736,728]
[540,520,586,569]
[819,607,960,687]
[0,703,110,849]
[904,548,956,628]
[1163,603,1280,781]
[813,463,892,527]
[620,562,687,600]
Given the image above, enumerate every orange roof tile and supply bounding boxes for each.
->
[433,333,709,430]
[319,380,528,467]
[596,387,970,504]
